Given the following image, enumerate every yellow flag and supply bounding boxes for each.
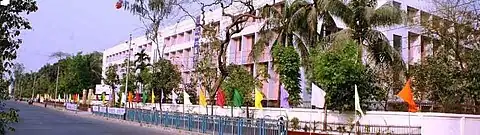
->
[199,89,207,107]
[151,90,155,104]
[255,88,263,110]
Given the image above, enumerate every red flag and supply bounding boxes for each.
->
[216,88,226,108]
[135,92,141,103]
[397,78,418,112]
[115,0,123,9]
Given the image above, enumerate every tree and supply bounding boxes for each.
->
[120,59,137,95]
[12,63,25,98]
[310,39,382,112]
[271,45,302,106]
[420,0,480,70]
[134,49,151,93]
[123,0,175,60]
[1,0,37,133]
[324,0,405,73]
[177,0,263,115]
[151,58,181,103]
[254,0,312,106]
[410,0,480,114]
[221,65,264,117]
[320,0,405,109]
[104,65,120,107]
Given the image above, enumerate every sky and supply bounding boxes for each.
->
[17,0,145,71]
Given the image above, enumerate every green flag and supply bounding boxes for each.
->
[233,89,243,107]
[142,91,148,104]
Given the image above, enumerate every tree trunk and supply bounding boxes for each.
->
[211,100,214,116]
[111,86,116,107]
[246,104,250,118]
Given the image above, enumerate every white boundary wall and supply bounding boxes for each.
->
[127,103,480,135]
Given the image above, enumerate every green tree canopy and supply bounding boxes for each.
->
[151,58,181,103]
[310,39,382,112]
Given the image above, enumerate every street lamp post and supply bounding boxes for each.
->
[124,33,132,111]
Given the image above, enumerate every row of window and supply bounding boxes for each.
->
[105,43,153,63]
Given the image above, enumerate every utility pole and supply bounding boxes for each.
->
[54,65,60,107]
[31,73,36,101]
[124,33,132,110]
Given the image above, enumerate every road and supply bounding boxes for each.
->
[7,101,174,135]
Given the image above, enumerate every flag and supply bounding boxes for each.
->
[233,89,243,107]
[101,93,105,104]
[121,93,126,104]
[142,91,148,104]
[151,90,155,104]
[172,91,178,105]
[73,94,77,103]
[311,83,326,108]
[354,84,364,117]
[128,91,133,103]
[69,94,73,102]
[397,78,418,112]
[183,91,192,105]
[255,88,263,110]
[216,88,225,108]
[280,85,290,108]
[199,89,207,107]
[135,92,141,103]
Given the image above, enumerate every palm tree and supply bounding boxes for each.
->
[134,49,151,95]
[104,65,120,107]
[323,0,404,69]
[253,0,347,106]
[321,0,406,110]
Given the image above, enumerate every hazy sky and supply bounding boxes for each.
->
[18,0,145,71]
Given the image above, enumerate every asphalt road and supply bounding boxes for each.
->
[6,101,174,135]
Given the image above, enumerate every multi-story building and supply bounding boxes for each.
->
[102,0,442,107]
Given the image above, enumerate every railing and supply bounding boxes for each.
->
[92,107,422,135]
[92,108,288,135]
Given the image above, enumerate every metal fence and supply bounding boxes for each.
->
[92,108,422,135]
[93,109,287,135]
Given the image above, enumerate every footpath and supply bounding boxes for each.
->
[26,101,206,135]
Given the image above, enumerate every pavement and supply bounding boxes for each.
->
[6,100,183,135]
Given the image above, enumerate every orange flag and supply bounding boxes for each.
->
[397,78,418,112]
[128,91,133,103]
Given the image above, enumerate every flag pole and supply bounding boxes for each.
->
[323,101,327,131]
[309,111,312,135]
[354,108,357,134]
[408,111,411,135]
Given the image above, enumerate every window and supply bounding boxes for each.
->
[407,6,419,25]
[179,32,184,43]
[172,35,177,45]
[186,30,192,41]
[393,1,401,9]
[165,37,170,46]
[251,35,255,50]
[235,38,242,51]
[393,35,402,54]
